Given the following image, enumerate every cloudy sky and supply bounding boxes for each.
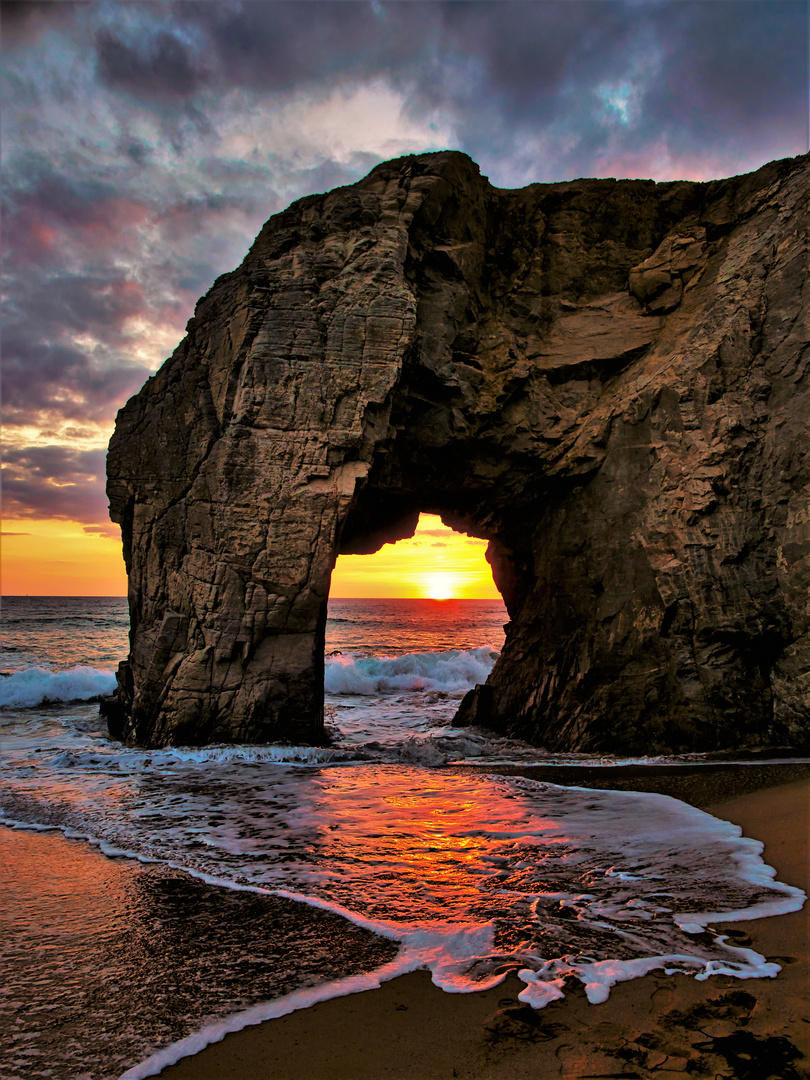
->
[2,0,808,593]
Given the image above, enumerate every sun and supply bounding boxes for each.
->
[330,512,502,599]
[422,571,457,600]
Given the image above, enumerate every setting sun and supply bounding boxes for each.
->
[330,514,500,599]
[421,571,458,601]
[0,511,500,600]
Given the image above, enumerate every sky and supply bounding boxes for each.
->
[1,0,808,596]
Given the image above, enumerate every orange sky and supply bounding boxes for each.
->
[1,514,498,599]
[331,515,499,599]
[2,518,128,597]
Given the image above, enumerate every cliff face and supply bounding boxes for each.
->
[107,151,809,751]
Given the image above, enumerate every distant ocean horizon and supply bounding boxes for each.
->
[1,596,501,604]
[0,596,804,1080]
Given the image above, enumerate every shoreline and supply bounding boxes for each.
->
[458,757,810,808]
[156,764,809,1080]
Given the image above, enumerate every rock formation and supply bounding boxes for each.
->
[107,150,809,752]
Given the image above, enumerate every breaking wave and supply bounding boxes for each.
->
[0,666,116,708]
[324,647,498,695]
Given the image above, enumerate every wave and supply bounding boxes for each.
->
[37,743,365,772]
[2,772,804,1080]
[4,614,124,624]
[324,647,498,695]
[0,665,116,708]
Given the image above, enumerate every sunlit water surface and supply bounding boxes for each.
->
[0,597,804,1079]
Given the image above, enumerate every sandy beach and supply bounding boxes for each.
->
[161,767,809,1080]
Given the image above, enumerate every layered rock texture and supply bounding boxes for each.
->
[107,151,809,752]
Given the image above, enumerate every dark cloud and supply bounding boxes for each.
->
[90,1,408,103]
[2,446,111,523]
[438,1,632,112]
[647,2,807,124]
[9,170,120,227]
[635,2,809,167]
[2,332,150,426]
[419,1,809,180]
[4,167,150,267]
[2,0,807,535]
[121,138,153,164]
[1,156,239,433]
[95,27,203,100]
[13,273,145,336]
[82,1,806,179]
[0,0,83,49]
[1,260,153,431]
[183,1,393,92]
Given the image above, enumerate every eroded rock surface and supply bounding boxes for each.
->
[107,151,809,751]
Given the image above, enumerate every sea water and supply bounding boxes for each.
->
[0,596,805,1079]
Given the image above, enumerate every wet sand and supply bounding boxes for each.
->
[161,765,810,1080]
[0,826,399,1080]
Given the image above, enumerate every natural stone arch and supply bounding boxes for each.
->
[107,151,809,751]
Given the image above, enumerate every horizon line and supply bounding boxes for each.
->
[3,594,505,601]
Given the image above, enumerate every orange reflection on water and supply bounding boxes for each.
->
[307,766,566,921]
[26,776,130,815]
[1,826,138,940]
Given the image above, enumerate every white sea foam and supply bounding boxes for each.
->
[4,595,806,1080]
[3,762,803,996]
[114,777,804,1080]
[324,647,497,695]
[0,665,116,707]
[2,746,805,1080]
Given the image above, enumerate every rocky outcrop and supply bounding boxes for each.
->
[107,151,809,752]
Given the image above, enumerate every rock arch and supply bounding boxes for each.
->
[107,151,810,751]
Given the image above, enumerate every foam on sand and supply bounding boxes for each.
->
[1,712,805,1080]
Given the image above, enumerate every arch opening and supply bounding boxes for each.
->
[323,513,508,754]
[330,513,502,601]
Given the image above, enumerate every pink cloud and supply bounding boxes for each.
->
[591,139,790,183]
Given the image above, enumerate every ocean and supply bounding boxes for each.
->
[0,596,805,1079]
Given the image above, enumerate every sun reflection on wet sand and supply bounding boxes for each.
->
[0,826,397,1080]
[1,759,804,1076]
[306,767,567,920]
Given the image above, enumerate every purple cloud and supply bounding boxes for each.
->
[2,446,112,524]
[95,27,204,101]
[2,326,151,428]
[0,1,81,49]
[1,0,806,535]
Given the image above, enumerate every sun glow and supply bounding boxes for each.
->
[0,518,126,596]
[331,514,500,599]
[1,512,500,599]
[421,571,458,601]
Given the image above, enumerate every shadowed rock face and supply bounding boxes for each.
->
[107,151,809,752]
